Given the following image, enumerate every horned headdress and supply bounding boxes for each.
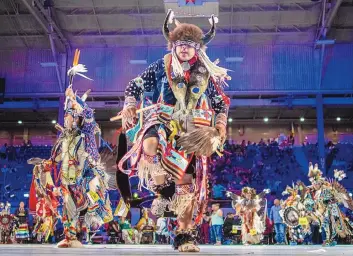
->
[163,9,230,86]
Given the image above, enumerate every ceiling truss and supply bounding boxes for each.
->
[1,0,341,47]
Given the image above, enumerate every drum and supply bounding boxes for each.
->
[283,206,300,227]
[0,214,12,231]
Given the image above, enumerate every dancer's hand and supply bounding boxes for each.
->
[122,107,137,119]
[121,107,137,131]
[215,123,226,140]
[65,87,75,100]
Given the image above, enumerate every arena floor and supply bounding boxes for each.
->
[0,244,352,256]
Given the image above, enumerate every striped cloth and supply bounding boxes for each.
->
[114,198,130,218]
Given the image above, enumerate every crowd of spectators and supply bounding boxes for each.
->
[1,136,353,202]
[209,137,306,199]
[0,141,50,163]
[1,136,353,246]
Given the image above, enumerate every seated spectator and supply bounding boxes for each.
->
[107,219,121,244]
[0,143,7,159]
[212,181,226,199]
[136,209,155,244]
[223,212,238,239]
[119,216,141,244]
[27,140,33,147]
[288,133,295,146]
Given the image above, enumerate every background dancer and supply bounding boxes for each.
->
[227,187,269,245]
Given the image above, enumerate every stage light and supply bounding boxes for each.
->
[133,192,138,199]
[24,193,29,198]
[18,120,23,124]
[349,193,352,197]
[264,117,269,123]
[225,57,244,63]
[10,194,15,198]
[228,118,233,123]
[40,62,57,67]
[150,193,154,196]
[129,60,147,65]
[315,39,335,45]
[336,117,341,122]
[300,117,305,122]
[51,120,57,124]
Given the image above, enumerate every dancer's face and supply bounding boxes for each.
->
[176,45,196,61]
[212,204,219,211]
[64,114,74,129]
[314,183,321,190]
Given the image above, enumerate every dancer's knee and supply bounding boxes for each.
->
[143,137,158,155]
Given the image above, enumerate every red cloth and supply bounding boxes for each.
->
[36,198,54,217]
[29,177,37,215]
[200,222,210,244]
[263,217,274,235]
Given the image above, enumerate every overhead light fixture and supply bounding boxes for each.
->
[225,57,244,63]
[129,60,147,65]
[40,62,57,67]
[300,117,305,122]
[228,118,233,123]
[315,39,335,45]
[18,120,23,124]
[264,117,269,123]
[336,117,341,122]
[52,120,57,124]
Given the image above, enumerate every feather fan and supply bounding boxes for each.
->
[176,127,221,157]
[332,180,353,210]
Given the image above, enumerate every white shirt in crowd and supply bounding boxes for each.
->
[156,217,168,235]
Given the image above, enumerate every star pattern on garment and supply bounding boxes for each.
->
[205,80,228,115]
[125,60,164,100]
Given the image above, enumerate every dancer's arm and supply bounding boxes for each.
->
[124,59,164,106]
[122,59,164,130]
[205,79,229,138]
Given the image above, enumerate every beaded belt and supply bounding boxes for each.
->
[175,184,194,195]
[143,152,161,164]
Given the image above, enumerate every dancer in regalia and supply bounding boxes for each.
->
[307,163,353,246]
[29,52,114,248]
[114,9,230,252]
[29,158,60,243]
[281,163,353,246]
[227,188,269,245]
